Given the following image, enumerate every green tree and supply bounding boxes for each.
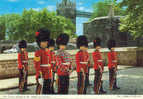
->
[6,14,21,40]
[0,15,6,40]
[119,0,143,39]
[90,0,126,20]
[17,8,40,42]
[0,8,75,42]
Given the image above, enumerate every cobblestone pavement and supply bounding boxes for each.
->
[0,67,143,95]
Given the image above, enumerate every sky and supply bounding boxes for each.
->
[0,0,106,35]
[76,0,100,35]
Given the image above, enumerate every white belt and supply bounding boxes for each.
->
[51,61,55,64]
[62,62,70,65]
[40,64,51,67]
[97,60,103,62]
[23,61,28,63]
[112,60,117,62]
[80,62,88,64]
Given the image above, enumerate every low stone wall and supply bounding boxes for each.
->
[0,58,35,79]
[0,47,142,79]
[136,48,143,66]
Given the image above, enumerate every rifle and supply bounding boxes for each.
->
[19,66,27,91]
[51,70,55,94]
[36,72,43,94]
[50,69,54,89]
[19,70,24,92]
[36,83,42,94]
[78,68,86,94]
[96,66,103,94]
[110,66,117,90]
[55,74,58,89]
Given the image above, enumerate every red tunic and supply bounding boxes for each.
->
[92,50,104,70]
[34,49,52,80]
[108,51,118,69]
[18,51,28,69]
[56,49,72,76]
[75,50,90,73]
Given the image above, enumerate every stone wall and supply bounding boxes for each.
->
[0,58,35,79]
[136,48,143,66]
[0,47,143,79]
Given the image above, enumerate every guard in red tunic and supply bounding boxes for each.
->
[18,40,29,92]
[107,39,120,90]
[56,33,73,94]
[92,37,106,94]
[76,35,90,94]
[34,28,52,94]
[48,39,56,94]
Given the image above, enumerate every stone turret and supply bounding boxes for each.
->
[56,0,76,24]
[108,4,114,18]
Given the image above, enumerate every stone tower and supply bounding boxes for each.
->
[56,0,76,24]
[108,4,114,18]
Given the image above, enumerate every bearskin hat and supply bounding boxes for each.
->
[56,33,69,46]
[35,28,50,47]
[18,40,27,48]
[48,39,55,47]
[76,35,88,48]
[93,37,101,48]
[107,39,116,49]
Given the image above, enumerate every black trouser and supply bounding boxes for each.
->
[77,72,88,94]
[86,67,90,85]
[109,68,117,88]
[19,68,28,90]
[42,79,52,94]
[58,75,69,94]
[94,70,104,93]
[51,71,55,94]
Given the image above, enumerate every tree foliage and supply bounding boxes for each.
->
[0,8,76,42]
[90,0,126,20]
[119,0,143,39]
[0,15,6,40]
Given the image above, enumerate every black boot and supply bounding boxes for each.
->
[100,82,106,94]
[23,88,30,91]
[23,85,30,91]
[113,80,120,90]
[23,82,30,91]
[100,88,106,94]
[113,86,120,90]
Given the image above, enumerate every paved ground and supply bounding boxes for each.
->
[0,66,143,95]
[0,65,131,90]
